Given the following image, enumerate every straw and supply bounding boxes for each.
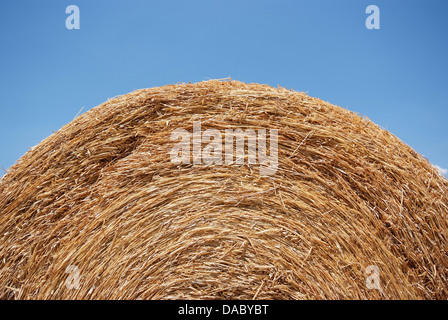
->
[0,80,446,299]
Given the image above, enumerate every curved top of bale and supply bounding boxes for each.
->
[0,80,447,300]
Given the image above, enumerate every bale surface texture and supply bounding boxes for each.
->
[0,80,447,299]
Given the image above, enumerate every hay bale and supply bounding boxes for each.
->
[0,80,447,300]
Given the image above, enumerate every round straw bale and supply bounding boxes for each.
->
[0,80,447,300]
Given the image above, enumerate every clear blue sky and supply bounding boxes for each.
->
[1,0,447,175]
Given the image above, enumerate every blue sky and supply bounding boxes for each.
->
[0,0,447,175]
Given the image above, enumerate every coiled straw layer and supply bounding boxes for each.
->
[0,80,447,299]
